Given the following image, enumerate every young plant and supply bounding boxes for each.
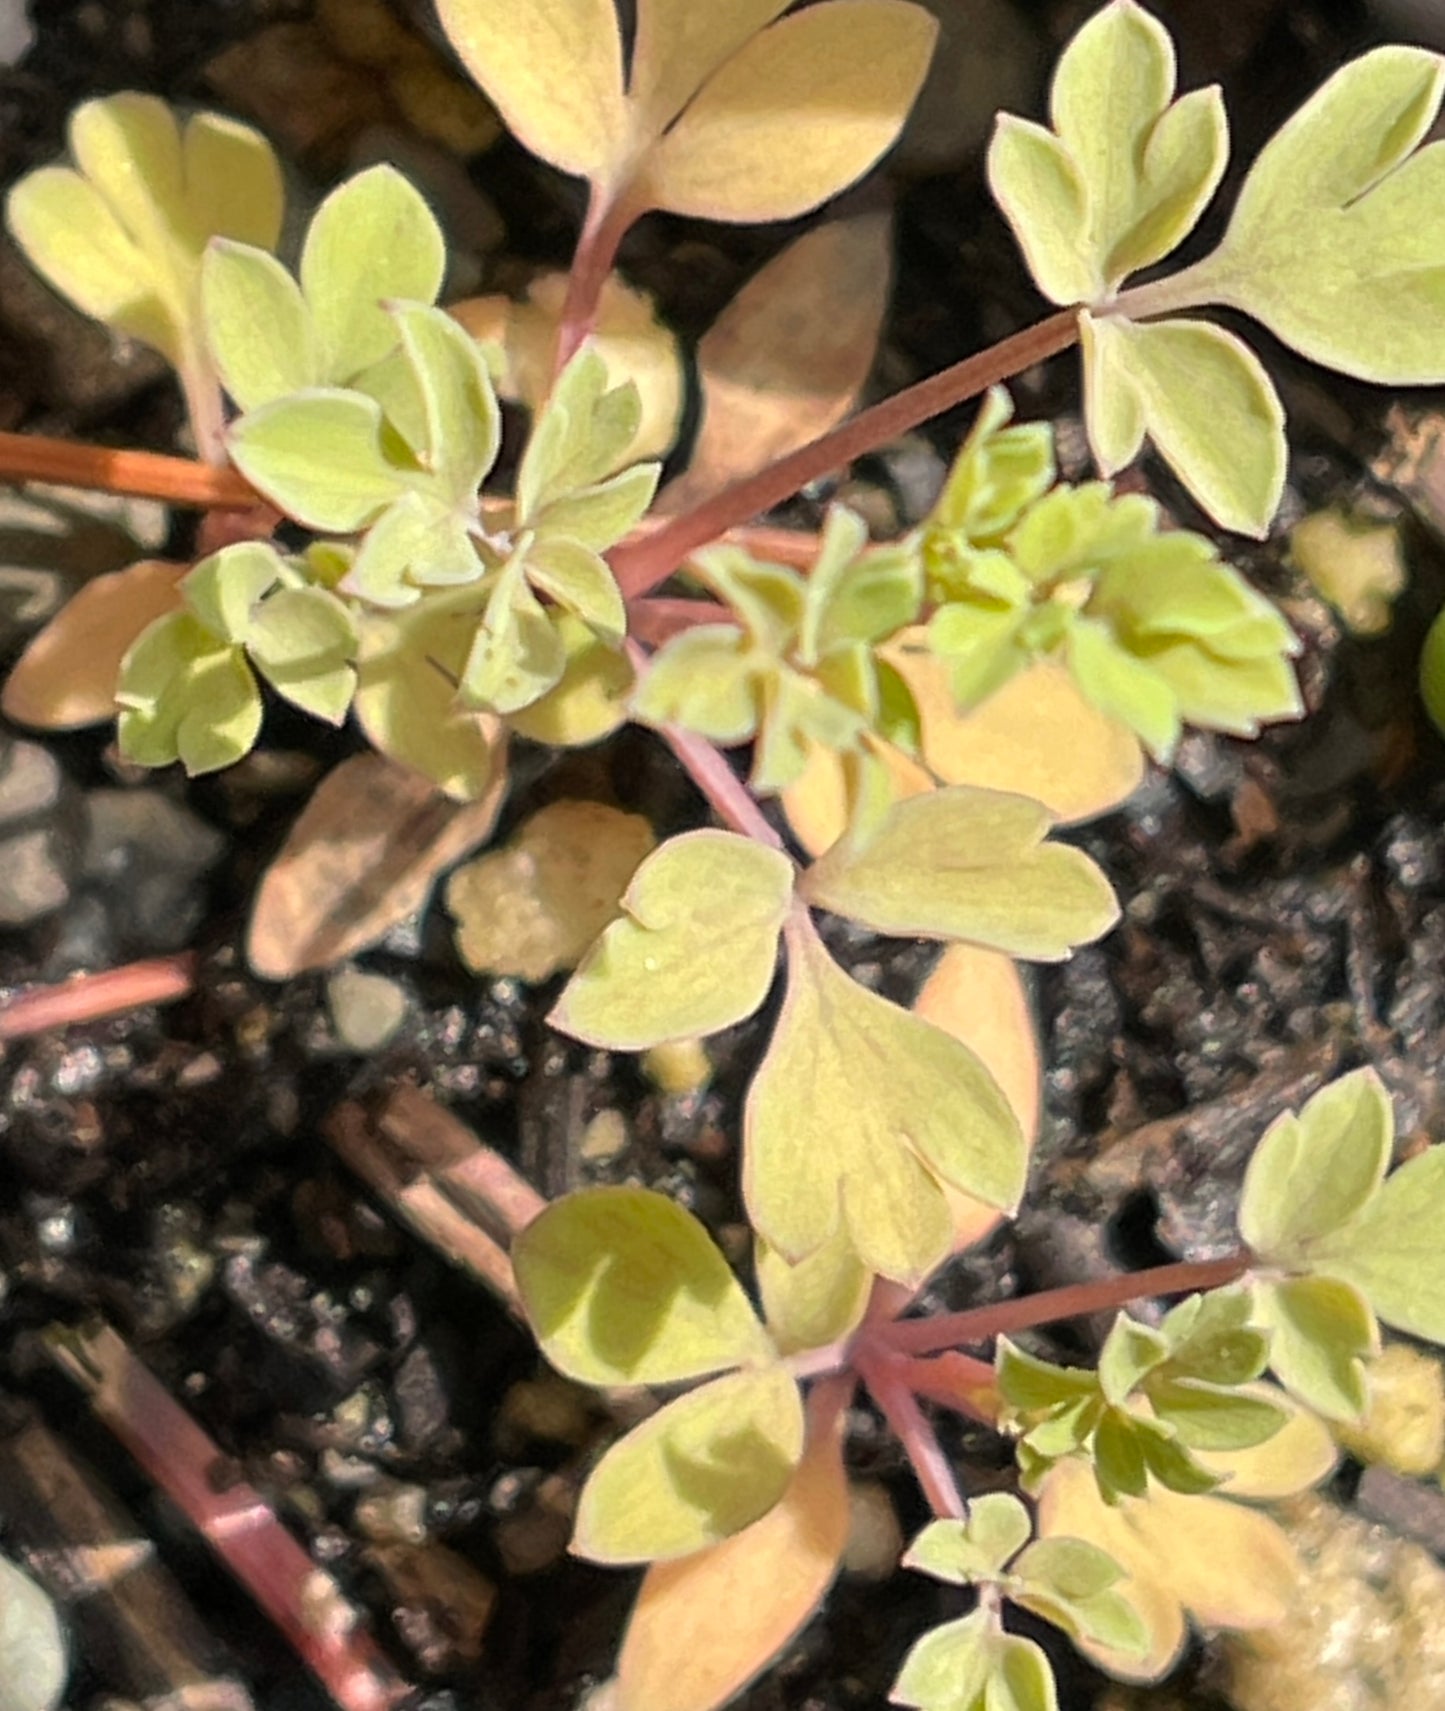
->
[3,3,1445,1708]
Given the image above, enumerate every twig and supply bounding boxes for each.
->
[0,430,254,508]
[0,953,197,1042]
[46,1322,411,1711]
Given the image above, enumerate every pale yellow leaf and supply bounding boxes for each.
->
[616,1406,849,1711]
[780,735,933,859]
[435,0,627,181]
[755,1228,871,1355]
[637,0,937,221]
[630,0,793,132]
[3,559,187,729]
[658,212,894,514]
[247,751,507,979]
[884,641,1144,823]
[1194,1388,1339,1500]
[914,944,1040,1254]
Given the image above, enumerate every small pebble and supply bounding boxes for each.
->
[327,967,408,1053]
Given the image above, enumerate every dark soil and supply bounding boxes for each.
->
[4,2,1445,1709]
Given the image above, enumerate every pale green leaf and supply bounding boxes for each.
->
[891,1610,993,1711]
[745,918,1024,1284]
[573,1366,804,1564]
[203,240,320,410]
[461,567,567,714]
[181,108,283,253]
[1013,1536,1123,1602]
[1157,1289,1269,1388]
[1145,1381,1287,1453]
[904,1497,1032,1584]
[637,0,938,223]
[1080,314,1285,537]
[800,785,1119,961]
[518,348,641,519]
[227,390,408,531]
[69,91,190,256]
[629,0,792,132]
[754,1228,871,1356]
[435,0,627,182]
[343,492,483,608]
[1097,1317,1169,1406]
[997,1341,1099,1414]
[524,536,626,641]
[513,1186,772,1385]
[1066,619,1180,759]
[550,830,793,1050]
[632,626,760,743]
[1190,45,1445,382]
[300,166,446,381]
[985,115,1093,306]
[1238,1067,1393,1262]
[182,541,283,645]
[353,599,500,801]
[507,612,634,746]
[246,587,357,724]
[393,303,500,499]
[1251,1275,1377,1421]
[1144,637,1302,738]
[989,1634,1058,1711]
[1312,1143,1445,1343]
[116,613,262,775]
[536,463,660,552]
[1093,1410,1149,1499]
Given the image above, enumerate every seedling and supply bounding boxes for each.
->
[4,2,1445,1708]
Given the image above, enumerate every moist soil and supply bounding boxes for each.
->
[3,2,1445,1709]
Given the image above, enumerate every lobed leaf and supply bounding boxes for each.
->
[754,1229,871,1356]
[745,918,1024,1284]
[514,1186,772,1386]
[550,831,794,1050]
[393,304,501,501]
[890,1610,993,1711]
[800,786,1119,961]
[1249,1276,1377,1421]
[986,116,1092,306]
[202,241,319,410]
[227,390,407,532]
[1192,1385,1338,1499]
[116,615,261,775]
[637,1,937,222]
[573,1366,804,1564]
[903,1496,1032,1585]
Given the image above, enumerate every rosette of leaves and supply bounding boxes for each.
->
[997,1288,1289,1503]
[892,1494,1147,1711]
[634,505,924,794]
[550,787,1118,1285]
[1238,1067,1445,1421]
[116,541,355,774]
[921,396,1302,760]
[988,0,1445,536]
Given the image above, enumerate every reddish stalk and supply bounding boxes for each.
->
[858,1348,966,1519]
[47,1322,410,1711]
[554,188,642,372]
[0,429,255,509]
[897,1351,1000,1427]
[883,1253,1254,1358]
[609,309,1081,598]
[627,596,734,646]
[0,953,197,1041]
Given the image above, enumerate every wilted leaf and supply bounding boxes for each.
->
[1289,507,1406,638]
[1187,45,1445,383]
[3,559,187,729]
[434,0,627,183]
[658,213,894,515]
[801,786,1119,960]
[0,1554,69,1711]
[616,1400,849,1711]
[1080,313,1286,537]
[574,1366,805,1564]
[637,1,937,222]
[745,916,1024,1284]
[513,1186,772,1385]
[445,800,655,981]
[247,750,506,979]
[550,831,794,1050]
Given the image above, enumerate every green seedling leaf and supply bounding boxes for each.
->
[1012,1537,1147,1656]
[1250,1275,1377,1421]
[228,390,407,532]
[745,917,1024,1284]
[436,0,627,183]
[800,786,1119,961]
[1192,1384,1339,1500]
[246,586,357,724]
[1309,1140,1445,1343]
[393,303,501,503]
[202,243,319,410]
[461,562,567,714]
[506,613,634,747]
[1238,1067,1393,1264]
[551,831,794,1050]
[904,1495,1033,1584]
[638,1,937,222]
[754,1228,871,1356]
[1079,313,1286,538]
[514,1186,773,1386]
[997,1341,1099,1415]
[1186,45,1445,383]
[117,613,262,775]
[890,1609,993,1711]
[1098,1318,1170,1407]
[6,93,282,366]
[574,1365,804,1564]
[987,0,1227,304]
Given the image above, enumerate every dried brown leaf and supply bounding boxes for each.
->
[248,750,508,979]
[657,211,893,515]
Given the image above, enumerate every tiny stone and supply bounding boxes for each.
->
[0,740,62,826]
[842,1480,903,1580]
[578,1109,629,1163]
[354,1479,430,1546]
[0,827,70,924]
[0,0,35,65]
[327,967,408,1053]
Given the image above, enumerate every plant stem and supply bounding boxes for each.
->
[897,1352,999,1426]
[0,952,197,1040]
[883,1253,1254,1357]
[555,187,640,373]
[0,430,255,508]
[625,639,785,849]
[610,308,1081,598]
[858,1348,966,1519]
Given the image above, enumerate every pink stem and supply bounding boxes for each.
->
[554,188,640,373]
[627,596,734,647]
[858,1349,966,1519]
[48,1324,409,1711]
[0,953,197,1040]
[610,309,1080,599]
[882,1254,1254,1358]
[895,1352,999,1426]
